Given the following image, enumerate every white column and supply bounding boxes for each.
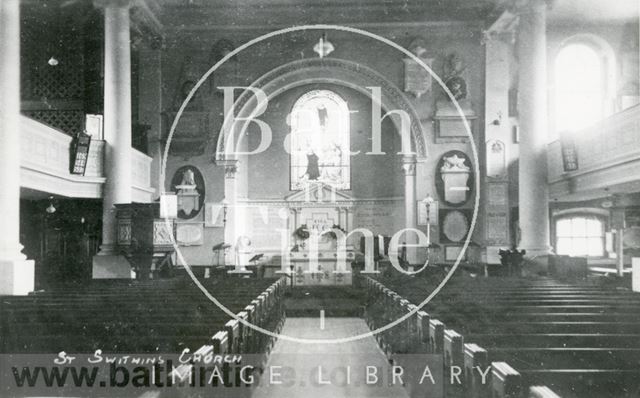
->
[92,0,134,278]
[276,208,294,274]
[517,0,551,257]
[221,160,239,267]
[402,155,418,265]
[0,0,35,295]
[617,228,625,277]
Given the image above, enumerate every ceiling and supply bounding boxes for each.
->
[548,0,639,24]
[155,0,506,27]
[20,0,639,32]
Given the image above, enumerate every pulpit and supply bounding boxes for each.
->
[115,203,175,279]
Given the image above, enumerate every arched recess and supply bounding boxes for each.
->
[214,58,428,162]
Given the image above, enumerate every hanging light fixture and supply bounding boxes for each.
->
[313,33,334,59]
[46,196,56,214]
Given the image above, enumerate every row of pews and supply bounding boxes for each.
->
[364,274,640,398]
[0,276,286,356]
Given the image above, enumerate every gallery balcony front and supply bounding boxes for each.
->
[19,116,154,201]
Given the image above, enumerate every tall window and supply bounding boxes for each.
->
[290,89,350,190]
[554,43,605,134]
[555,216,605,257]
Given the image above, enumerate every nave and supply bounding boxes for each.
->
[3,269,640,397]
[366,271,640,398]
[252,318,410,398]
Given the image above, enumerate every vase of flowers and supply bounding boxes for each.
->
[292,224,310,250]
[325,224,346,240]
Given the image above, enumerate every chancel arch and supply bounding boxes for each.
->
[214,57,428,162]
[213,58,429,268]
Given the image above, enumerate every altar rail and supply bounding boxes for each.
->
[548,104,640,200]
[20,116,154,201]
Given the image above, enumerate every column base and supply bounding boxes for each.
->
[0,259,35,295]
[518,247,551,276]
[96,243,118,256]
[92,254,133,279]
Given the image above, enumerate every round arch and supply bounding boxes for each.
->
[550,33,617,137]
[214,58,428,161]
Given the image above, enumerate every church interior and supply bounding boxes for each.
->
[2,0,640,397]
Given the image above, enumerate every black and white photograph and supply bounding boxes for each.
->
[1,0,640,397]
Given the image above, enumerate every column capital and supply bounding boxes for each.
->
[224,164,238,179]
[217,159,239,179]
[93,0,135,9]
[401,155,417,176]
[482,9,519,44]
[401,163,416,177]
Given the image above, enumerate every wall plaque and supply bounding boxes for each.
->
[436,150,474,207]
[486,139,507,178]
[176,222,204,246]
[403,58,433,98]
[403,38,433,98]
[486,213,509,243]
[441,210,470,243]
[487,183,508,207]
[433,99,477,143]
[171,165,205,220]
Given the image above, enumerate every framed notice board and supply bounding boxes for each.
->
[70,132,92,175]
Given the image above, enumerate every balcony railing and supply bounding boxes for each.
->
[548,104,640,198]
[20,116,154,201]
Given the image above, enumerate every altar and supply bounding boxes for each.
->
[290,249,356,286]
[283,183,357,286]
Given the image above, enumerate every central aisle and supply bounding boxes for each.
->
[252,317,410,398]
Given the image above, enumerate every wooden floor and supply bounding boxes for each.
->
[252,318,410,398]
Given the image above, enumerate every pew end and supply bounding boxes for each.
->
[528,385,561,398]
[491,361,523,398]
[464,343,489,398]
[444,329,464,367]
[429,319,445,354]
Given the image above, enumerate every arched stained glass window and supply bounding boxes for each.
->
[290,89,350,190]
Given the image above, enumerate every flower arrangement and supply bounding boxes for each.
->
[293,224,310,241]
[325,224,346,240]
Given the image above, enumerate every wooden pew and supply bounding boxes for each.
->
[224,319,240,353]
[417,310,430,352]
[444,329,464,367]
[529,385,561,398]
[464,343,489,398]
[1,277,285,354]
[491,362,523,398]
[364,277,581,397]
[429,319,445,354]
